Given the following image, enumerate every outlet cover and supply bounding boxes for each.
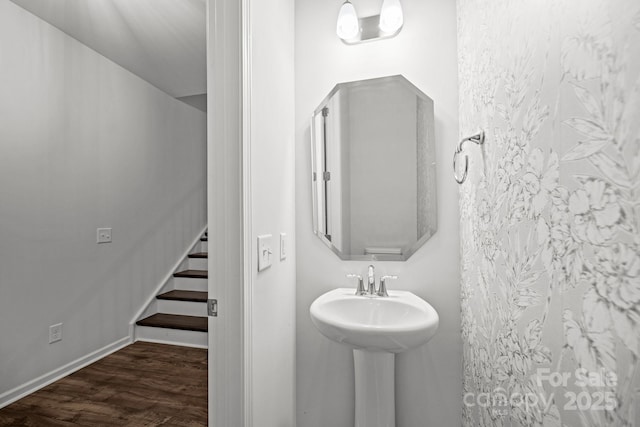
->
[49,323,62,343]
[97,228,112,244]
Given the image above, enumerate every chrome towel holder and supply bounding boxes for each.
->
[453,131,485,184]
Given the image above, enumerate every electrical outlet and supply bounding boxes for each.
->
[49,323,62,344]
[97,228,112,244]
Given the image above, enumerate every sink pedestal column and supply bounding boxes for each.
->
[353,349,395,427]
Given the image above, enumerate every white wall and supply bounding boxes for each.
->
[0,0,206,403]
[295,0,461,426]
[248,0,296,425]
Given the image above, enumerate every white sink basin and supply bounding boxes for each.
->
[310,288,439,353]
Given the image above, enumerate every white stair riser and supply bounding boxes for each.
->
[188,258,207,270]
[200,241,208,252]
[157,299,207,316]
[174,277,207,291]
[135,326,207,348]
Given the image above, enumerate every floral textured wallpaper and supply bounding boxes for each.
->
[457,0,640,426]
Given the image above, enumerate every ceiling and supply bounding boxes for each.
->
[11,0,206,100]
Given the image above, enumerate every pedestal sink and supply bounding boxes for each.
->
[310,288,439,427]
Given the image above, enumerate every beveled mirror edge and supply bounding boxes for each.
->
[312,216,439,262]
[313,75,424,115]
[310,74,438,262]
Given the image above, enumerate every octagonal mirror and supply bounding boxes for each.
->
[310,75,437,261]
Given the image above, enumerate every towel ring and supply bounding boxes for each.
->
[453,151,469,184]
[453,131,485,184]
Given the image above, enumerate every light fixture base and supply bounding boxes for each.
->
[340,14,402,45]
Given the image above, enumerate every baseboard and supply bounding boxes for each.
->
[0,336,132,409]
[129,224,208,330]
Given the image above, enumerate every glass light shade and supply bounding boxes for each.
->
[336,1,359,40]
[379,0,403,33]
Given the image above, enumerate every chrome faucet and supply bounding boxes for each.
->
[367,265,376,295]
[348,266,397,297]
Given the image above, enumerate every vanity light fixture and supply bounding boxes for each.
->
[336,0,404,45]
[336,1,360,40]
[379,0,404,33]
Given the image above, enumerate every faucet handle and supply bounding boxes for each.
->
[378,275,398,297]
[346,274,366,296]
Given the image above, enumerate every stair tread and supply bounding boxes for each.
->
[136,313,207,332]
[157,290,207,302]
[174,269,208,278]
[188,252,208,259]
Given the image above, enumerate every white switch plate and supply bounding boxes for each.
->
[280,233,287,260]
[49,323,62,344]
[97,228,112,244]
[257,234,273,272]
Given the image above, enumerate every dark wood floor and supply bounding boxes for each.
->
[0,342,207,426]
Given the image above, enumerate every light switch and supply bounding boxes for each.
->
[280,233,287,260]
[257,234,273,272]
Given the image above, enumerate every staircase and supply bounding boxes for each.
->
[135,232,209,348]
